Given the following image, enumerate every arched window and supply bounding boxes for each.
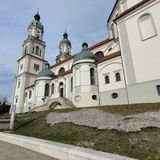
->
[90,68,95,85]
[25,92,27,98]
[71,77,73,92]
[51,83,54,94]
[59,82,64,97]
[44,84,50,97]
[138,14,156,40]
[58,67,65,75]
[95,51,104,59]
[105,75,110,84]
[115,72,121,82]
[24,46,27,54]
[29,90,32,99]
[35,46,39,55]
[15,98,18,103]
[32,47,34,54]
[111,24,115,38]
[18,81,20,88]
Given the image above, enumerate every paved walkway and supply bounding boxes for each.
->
[0,141,59,160]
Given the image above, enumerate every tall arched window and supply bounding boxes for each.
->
[105,75,110,84]
[18,81,20,88]
[71,77,73,92]
[32,47,34,54]
[111,24,115,38]
[45,84,50,97]
[138,14,156,40]
[58,67,65,75]
[90,68,95,85]
[29,90,32,99]
[24,46,27,54]
[35,46,39,55]
[115,72,121,82]
[51,83,54,94]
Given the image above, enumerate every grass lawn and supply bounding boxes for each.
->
[12,103,160,160]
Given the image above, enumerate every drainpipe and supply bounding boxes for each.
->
[96,62,101,107]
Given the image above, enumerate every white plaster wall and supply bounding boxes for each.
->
[126,0,142,9]
[34,77,51,106]
[24,87,35,112]
[72,60,99,108]
[119,1,160,83]
[51,59,73,75]
[28,57,44,75]
[18,59,26,75]
[98,57,125,92]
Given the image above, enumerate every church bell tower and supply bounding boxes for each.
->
[12,12,46,113]
[56,32,72,63]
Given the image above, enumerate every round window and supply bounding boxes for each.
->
[75,96,81,102]
[92,95,97,100]
[112,93,118,99]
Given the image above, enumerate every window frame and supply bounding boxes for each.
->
[138,13,157,41]
[105,75,110,84]
[115,72,121,82]
[90,68,95,85]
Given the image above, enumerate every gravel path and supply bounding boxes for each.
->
[46,108,160,132]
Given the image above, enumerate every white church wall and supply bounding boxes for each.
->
[126,0,142,9]
[90,41,112,55]
[72,60,99,108]
[24,87,35,112]
[118,0,160,84]
[90,40,120,56]
[98,57,125,92]
[18,58,26,75]
[51,59,73,75]
[28,57,44,75]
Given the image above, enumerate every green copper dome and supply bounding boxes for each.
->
[37,63,55,78]
[28,12,44,32]
[74,42,96,62]
[59,32,71,46]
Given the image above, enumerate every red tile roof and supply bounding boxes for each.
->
[89,38,113,50]
[50,55,75,68]
[50,39,114,69]
[52,69,72,79]
[97,51,121,63]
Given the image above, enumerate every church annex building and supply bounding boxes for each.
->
[12,0,160,113]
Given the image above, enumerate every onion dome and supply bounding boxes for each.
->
[59,32,71,47]
[37,63,55,78]
[28,12,44,32]
[74,42,96,62]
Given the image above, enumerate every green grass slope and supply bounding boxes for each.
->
[13,103,160,160]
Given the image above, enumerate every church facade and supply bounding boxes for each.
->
[12,0,160,113]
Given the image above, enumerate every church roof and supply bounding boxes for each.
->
[114,0,150,22]
[89,38,113,50]
[28,12,44,32]
[59,32,71,46]
[97,51,121,63]
[37,63,55,78]
[74,42,96,63]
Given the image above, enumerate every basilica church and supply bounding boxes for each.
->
[12,0,160,113]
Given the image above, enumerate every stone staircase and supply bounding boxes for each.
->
[30,97,75,112]
[0,114,10,131]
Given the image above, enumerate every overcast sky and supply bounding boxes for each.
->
[0,0,115,101]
